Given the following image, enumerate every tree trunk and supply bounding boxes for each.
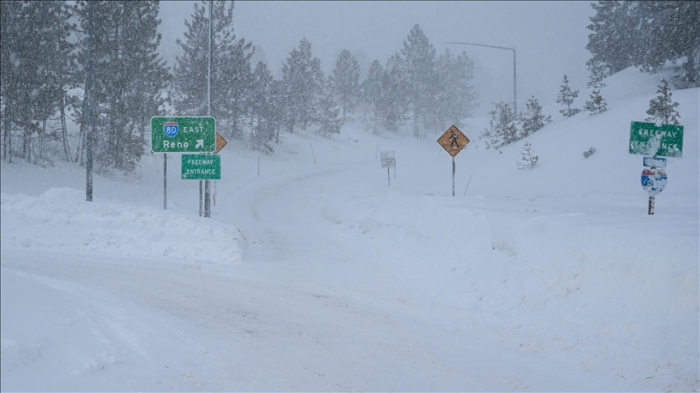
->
[23,121,31,162]
[60,97,71,161]
[3,108,12,163]
[39,119,46,161]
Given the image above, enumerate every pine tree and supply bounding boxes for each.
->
[481,101,518,150]
[1,1,75,163]
[75,1,169,172]
[317,78,343,136]
[172,1,253,140]
[557,75,580,117]
[586,1,639,77]
[434,49,478,129]
[586,1,700,88]
[584,66,607,115]
[517,141,539,170]
[330,49,360,121]
[584,89,607,115]
[519,96,551,138]
[360,60,384,134]
[399,24,437,138]
[249,61,277,153]
[281,38,324,134]
[0,0,21,161]
[645,78,681,125]
[379,54,410,133]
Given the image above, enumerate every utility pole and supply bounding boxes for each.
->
[446,41,517,115]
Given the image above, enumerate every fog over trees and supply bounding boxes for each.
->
[1,0,697,173]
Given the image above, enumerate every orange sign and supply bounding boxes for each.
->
[214,133,228,154]
[438,125,469,157]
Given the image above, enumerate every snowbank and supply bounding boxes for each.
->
[1,188,242,266]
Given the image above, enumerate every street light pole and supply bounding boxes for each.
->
[204,0,213,218]
[446,42,517,115]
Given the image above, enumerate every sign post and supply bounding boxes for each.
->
[151,116,217,215]
[438,125,470,196]
[151,116,216,154]
[163,153,167,210]
[380,151,396,186]
[629,121,683,157]
[629,121,682,215]
[182,154,221,180]
[641,157,667,215]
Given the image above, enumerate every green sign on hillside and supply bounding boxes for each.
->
[151,116,216,153]
[629,121,684,157]
[181,154,220,180]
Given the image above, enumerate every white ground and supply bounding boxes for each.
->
[2,67,698,391]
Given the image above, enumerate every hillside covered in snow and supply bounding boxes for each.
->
[1,67,698,391]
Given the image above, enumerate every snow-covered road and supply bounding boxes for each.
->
[2,70,698,391]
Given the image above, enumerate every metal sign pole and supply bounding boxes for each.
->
[648,196,655,215]
[199,180,203,216]
[452,156,456,196]
[387,167,391,186]
[163,153,167,210]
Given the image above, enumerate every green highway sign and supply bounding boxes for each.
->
[151,116,216,153]
[629,121,683,157]
[181,154,220,180]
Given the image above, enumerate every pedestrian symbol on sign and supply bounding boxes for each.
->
[163,122,179,138]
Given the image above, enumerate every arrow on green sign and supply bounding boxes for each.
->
[151,116,216,153]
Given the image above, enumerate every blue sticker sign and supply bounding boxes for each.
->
[163,121,179,138]
[641,167,667,196]
[643,156,666,168]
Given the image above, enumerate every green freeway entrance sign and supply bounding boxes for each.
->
[151,116,216,153]
[629,121,684,157]
[181,154,220,180]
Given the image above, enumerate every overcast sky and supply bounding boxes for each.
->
[159,1,596,116]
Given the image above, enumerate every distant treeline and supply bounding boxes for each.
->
[0,1,477,173]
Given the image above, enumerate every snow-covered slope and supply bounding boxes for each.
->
[2,67,698,391]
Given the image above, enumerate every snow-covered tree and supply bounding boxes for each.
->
[330,49,360,121]
[1,1,75,163]
[557,75,580,117]
[586,1,639,77]
[517,141,539,170]
[586,1,700,88]
[171,0,254,140]
[584,66,607,115]
[481,101,518,150]
[584,89,607,115]
[249,61,278,153]
[379,54,410,133]
[519,96,551,138]
[360,60,384,134]
[645,78,681,125]
[75,1,169,172]
[317,78,343,136]
[281,38,324,134]
[434,48,478,129]
[399,24,437,138]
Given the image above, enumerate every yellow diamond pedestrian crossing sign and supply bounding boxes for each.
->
[438,125,469,157]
